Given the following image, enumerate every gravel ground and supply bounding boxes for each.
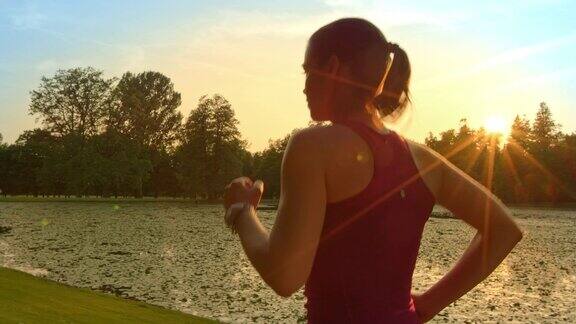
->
[0,202,574,323]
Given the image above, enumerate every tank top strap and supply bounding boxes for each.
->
[337,120,400,153]
[336,120,426,181]
[340,121,436,204]
[337,120,380,150]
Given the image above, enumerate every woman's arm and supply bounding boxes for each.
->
[232,128,327,297]
[408,141,523,322]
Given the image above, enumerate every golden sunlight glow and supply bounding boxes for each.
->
[484,115,508,134]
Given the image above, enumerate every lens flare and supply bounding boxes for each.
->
[484,115,508,134]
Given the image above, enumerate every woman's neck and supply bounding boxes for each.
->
[338,108,390,134]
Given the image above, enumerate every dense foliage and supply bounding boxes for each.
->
[1,67,574,203]
[425,103,576,204]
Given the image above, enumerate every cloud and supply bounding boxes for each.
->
[118,45,147,72]
[321,0,360,8]
[469,33,576,73]
[197,3,471,41]
[35,59,57,71]
[318,0,472,29]
[34,58,85,72]
[9,3,46,29]
[367,8,471,29]
[493,66,576,94]
[201,9,337,38]
[419,32,576,89]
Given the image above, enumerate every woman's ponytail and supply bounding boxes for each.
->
[373,42,411,117]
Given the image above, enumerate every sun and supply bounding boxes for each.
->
[484,115,508,135]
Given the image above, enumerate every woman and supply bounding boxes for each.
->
[223,18,523,323]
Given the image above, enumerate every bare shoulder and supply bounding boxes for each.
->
[281,125,329,182]
[404,138,443,166]
[287,124,351,165]
[404,138,445,199]
[288,124,346,150]
[284,125,332,161]
[291,123,347,139]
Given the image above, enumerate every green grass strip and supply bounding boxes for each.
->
[0,267,218,323]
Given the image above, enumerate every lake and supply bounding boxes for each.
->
[0,202,574,323]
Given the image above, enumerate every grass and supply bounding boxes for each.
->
[0,267,218,324]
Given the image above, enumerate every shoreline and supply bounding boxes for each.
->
[1,196,575,210]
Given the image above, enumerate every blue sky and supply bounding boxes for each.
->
[1,0,575,151]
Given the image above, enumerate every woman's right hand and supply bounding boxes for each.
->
[411,292,435,323]
[223,177,264,211]
[407,141,523,321]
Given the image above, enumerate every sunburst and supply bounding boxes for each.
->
[484,115,508,136]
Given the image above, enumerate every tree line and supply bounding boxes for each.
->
[0,67,574,203]
[425,102,576,204]
[0,67,277,199]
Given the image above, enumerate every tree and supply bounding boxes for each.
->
[453,119,480,176]
[108,71,183,197]
[108,71,183,150]
[208,95,247,197]
[61,134,103,196]
[177,94,246,198]
[15,129,59,196]
[528,102,563,202]
[0,135,9,196]
[91,130,151,198]
[531,102,561,153]
[176,99,212,198]
[36,139,67,196]
[252,134,291,199]
[501,115,534,202]
[558,133,576,201]
[508,115,532,150]
[29,67,115,138]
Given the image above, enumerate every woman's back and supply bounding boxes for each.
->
[304,120,435,323]
[224,17,523,323]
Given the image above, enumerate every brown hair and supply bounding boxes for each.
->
[308,18,411,119]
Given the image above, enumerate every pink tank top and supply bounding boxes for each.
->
[304,120,435,323]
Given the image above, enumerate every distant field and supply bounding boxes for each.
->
[0,196,280,208]
[0,202,574,323]
[0,196,222,203]
[1,196,573,210]
[0,267,214,323]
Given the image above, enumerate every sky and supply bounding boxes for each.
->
[1,0,575,152]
